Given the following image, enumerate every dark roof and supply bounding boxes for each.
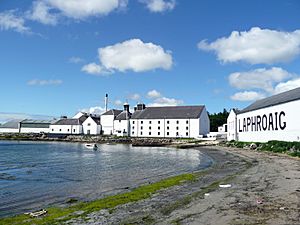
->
[53,115,88,126]
[101,109,122,116]
[115,111,131,120]
[0,119,22,129]
[91,116,101,125]
[239,87,300,114]
[131,106,205,119]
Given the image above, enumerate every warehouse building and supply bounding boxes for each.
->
[227,87,300,142]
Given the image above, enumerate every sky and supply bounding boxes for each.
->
[1,0,300,122]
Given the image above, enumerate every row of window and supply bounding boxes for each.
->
[52,129,76,132]
[132,131,189,136]
[132,126,189,130]
[132,120,189,125]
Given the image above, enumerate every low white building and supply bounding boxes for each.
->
[130,104,210,138]
[82,116,101,135]
[100,109,122,135]
[0,120,21,133]
[49,115,88,134]
[113,103,131,136]
[19,119,52,133]
[227,87,300,142]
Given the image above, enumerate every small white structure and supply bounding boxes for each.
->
[19,119,52,133]
[130,104,210,138]
[113,103,131,136]
[82,116,101,135]
[50,115,88,134]
[0,120,21,133]
[100,109,122,135]
[227,87,300,142]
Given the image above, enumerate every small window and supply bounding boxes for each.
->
[73,129,75,132]
[132,126,135,129]
[186,120,189,124]
[158,121,160,124]
[59,129,62,132]
[176,120,179,124]
[176,126,179,130]
[186,132,189,136]
[149,121,152,124]
[158,132,160,135]
[149,126,151,130]
[87,123,91,126]
[133,121,135,124]
[158,126,160,130]
[186,126,188,130]
[119,120,121,123]
[167,126,169,130]
[132,131,134,135]
[141,126,143,130]
[52,129,54,131]
[140,131,143,135]
[167,132,169,136]
[176,132,179,136]
[149,132,151,135]
[141,121,143,124]
[67,129,70,132]
[167,121,170,124]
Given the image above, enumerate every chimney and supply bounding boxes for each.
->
[105,93,108,112]
[124,102,130,112]
[137,103,146,111]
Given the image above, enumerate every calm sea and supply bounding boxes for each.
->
[0,141,212,217]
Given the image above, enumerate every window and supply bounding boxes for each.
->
[158,132,160,135]
[141,126,143,130]
[167,132,169,136]
[59,129,61,132]
[149,132,151,135]
[73,129,75,132]
[87,123,91,126]
[158,126,160,130]
[186,126,189,130]
[132,131,134,135]
[167,126,169,130]
[176,120,179,124]
[119,120,121,123]
[67,129,70,132]
[132,126,135,129]
[52,129,54,131]
[141,121,143,124]
[158,121,160,124]
[176,132,179,136]
[149,121,152,124]
[140,131,143,135]
[167,121,170,124]
[176,126,179,130]
[186,120,189,124]
[133,121,135,124]
[186,132,189,136]
[149,126,151,130]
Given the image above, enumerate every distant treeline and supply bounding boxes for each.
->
[208,109,229,132]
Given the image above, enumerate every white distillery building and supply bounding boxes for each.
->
[19,119,53,133]
[130,104,210,138]
[0,120,22,133]
[82,116,101,135]
[100,109,122,135]
[227,87,300,142]
[49,115,88,135]
[113,103,131,136]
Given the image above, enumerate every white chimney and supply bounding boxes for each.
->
[105,93,108,112]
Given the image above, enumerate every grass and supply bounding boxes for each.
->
[0,173,196,225]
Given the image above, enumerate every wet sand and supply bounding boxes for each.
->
[65,146,300,225]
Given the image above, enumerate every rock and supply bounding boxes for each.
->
[250,143,257,150]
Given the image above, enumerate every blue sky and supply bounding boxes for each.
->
[1,0,300,122]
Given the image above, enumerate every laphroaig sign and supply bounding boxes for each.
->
[238,111,286,132]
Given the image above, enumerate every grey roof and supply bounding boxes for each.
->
[239,87,300,114]
[131,106,205,119]
[101,109,122,116]
[115,111,131,120]
[21,119,53,124]
[0,119,22,129]
[91,116,101,125]
[53,115,88,125]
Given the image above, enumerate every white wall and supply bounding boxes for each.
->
[101,115,115,135]
[227,110,237,141]
[114,119,129,136]
[82,117,101,135]
[0,128,19,133]
[49,125,83,134]
[20,127,50,133]
[235,100,300,142]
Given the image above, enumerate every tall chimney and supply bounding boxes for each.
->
[105,94,108,112]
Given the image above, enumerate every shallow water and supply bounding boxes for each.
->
[0,141,212,217]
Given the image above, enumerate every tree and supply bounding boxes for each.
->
[208,108,229,132]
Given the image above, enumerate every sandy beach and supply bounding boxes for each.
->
[65,146,300,225]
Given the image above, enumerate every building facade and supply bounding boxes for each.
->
[100,109,122,135]
[227,87,300,142]
[82,116,101,135]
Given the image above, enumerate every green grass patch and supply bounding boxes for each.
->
[0,173,196,225]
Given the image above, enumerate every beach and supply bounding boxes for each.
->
[66,146,300,225]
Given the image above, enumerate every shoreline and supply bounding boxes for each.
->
[1,142,299,224]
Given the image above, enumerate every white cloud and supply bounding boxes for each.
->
[198,27,300,64]
[229,67,292,93]
[27,1,58,25]
[274,78,300,94]
[148,96,183,106]
[81,106,106,115]
[147,89,162,98]
[81,63,106,75]
[230,91,266,102]
[129,93,141,101]
[114,99,123,106]
[0,10,31,33]
[97,39,173,73]
[27,79,63,86]
[69,56,84,64]
[140,0,176,12]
